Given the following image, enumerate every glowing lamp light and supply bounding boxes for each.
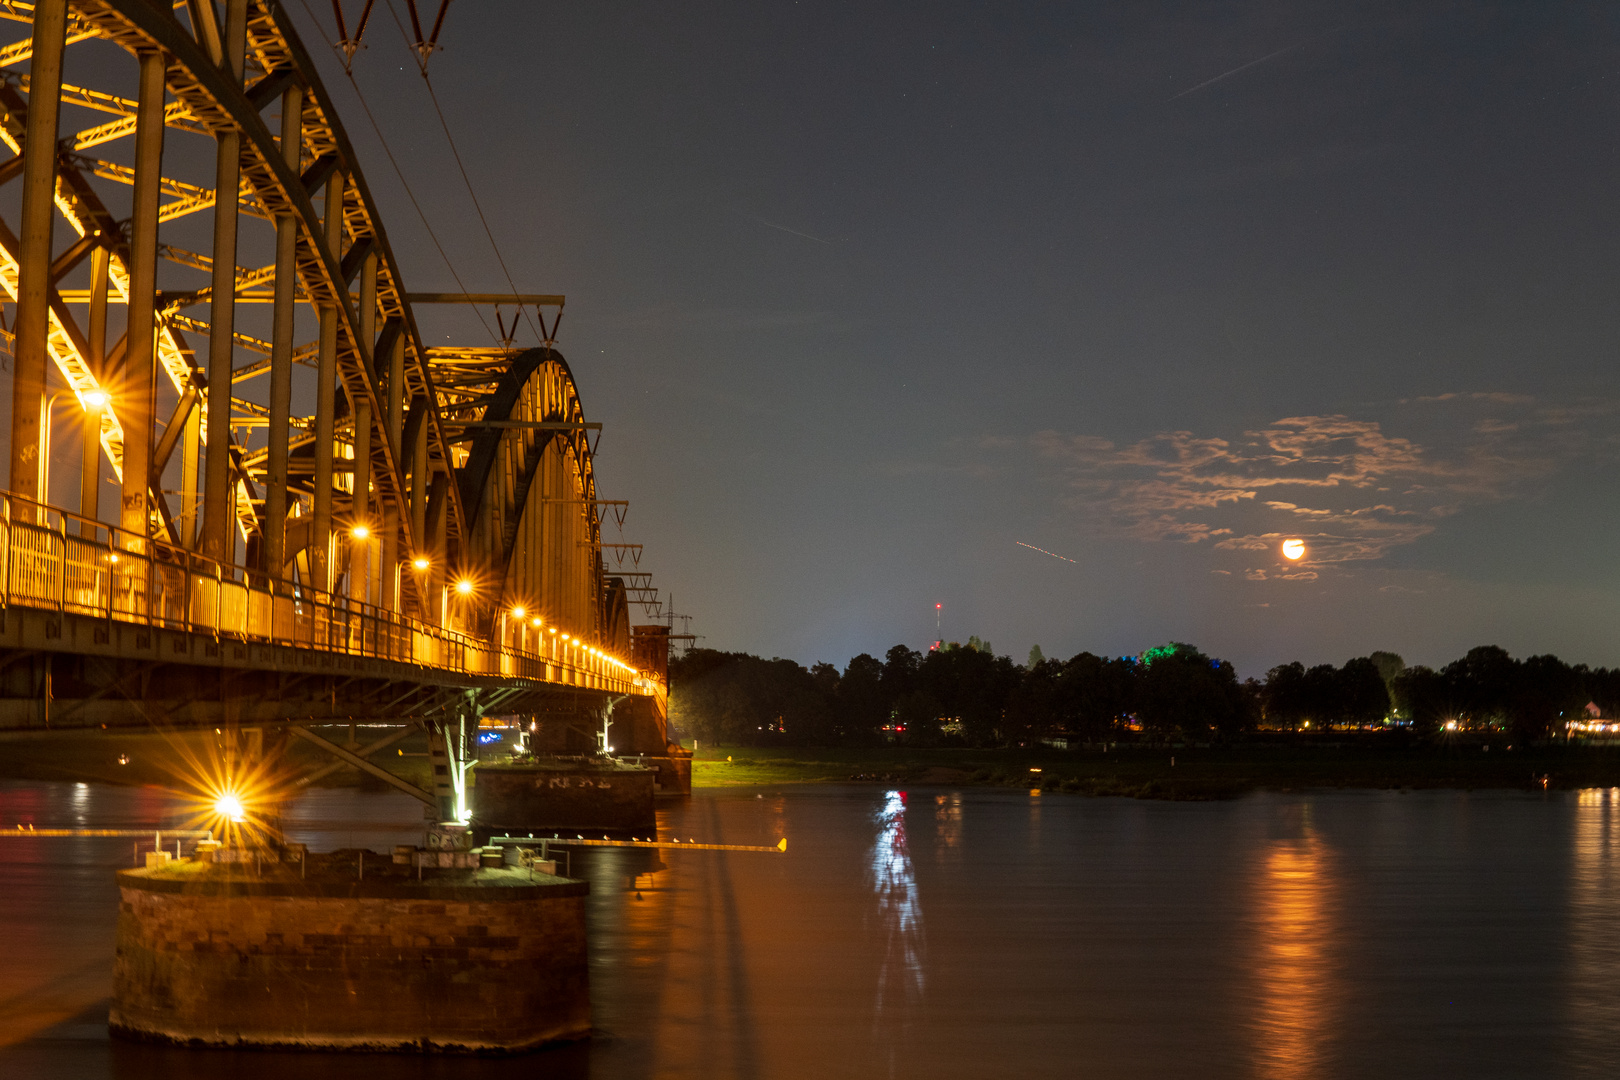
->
[511,605,526,619]
[455,578,474,596]
[214,791,246,823]
[531,618,542,628]
[412,557,430,571]
[82,390,109,409]
[350,524,370,541]
[549,627,558,635]
[1281,538,1306,561]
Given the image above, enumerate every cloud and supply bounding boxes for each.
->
[1034,396,1616,581]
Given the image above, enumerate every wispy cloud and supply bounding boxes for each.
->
[1033,396,1620,580]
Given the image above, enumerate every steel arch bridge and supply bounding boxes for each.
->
[0,0,680,809]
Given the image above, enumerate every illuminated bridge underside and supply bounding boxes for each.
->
[0,1,660,738]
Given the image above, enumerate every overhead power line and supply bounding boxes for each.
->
[383,0,545,347]
[294,0,501,348]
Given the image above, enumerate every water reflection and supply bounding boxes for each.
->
[872,791,925,1016]
[933,793,961,857]
[1570,787,1620,1071]
[1252,821,1334,1080]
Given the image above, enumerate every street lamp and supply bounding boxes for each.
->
[41,386,106,518]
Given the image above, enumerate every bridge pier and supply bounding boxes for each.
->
[111,849,590,1053]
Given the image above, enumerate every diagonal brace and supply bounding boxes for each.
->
[289,725,435,806]
[295,722,416,787]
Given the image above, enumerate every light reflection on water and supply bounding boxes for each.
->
[1571,787,1620,1072]
[933,793,962,857]
[11,781,1620,1078]
[1252,828,1334,1080]
[872,790,925,1016]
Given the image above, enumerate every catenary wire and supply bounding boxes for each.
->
[293,0,502,348]
[383,0,545,346]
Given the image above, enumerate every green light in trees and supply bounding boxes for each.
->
[1140,644,1179,667]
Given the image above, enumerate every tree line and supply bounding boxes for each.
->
[668,640,1620,747]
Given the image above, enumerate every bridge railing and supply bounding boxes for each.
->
[0,494,644,696]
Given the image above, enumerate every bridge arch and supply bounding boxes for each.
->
[450,347,604,645]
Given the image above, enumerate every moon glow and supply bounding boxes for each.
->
[1281,539,1306,561]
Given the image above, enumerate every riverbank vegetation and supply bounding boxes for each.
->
[688,741,1620,797]
[671,641,1620,748]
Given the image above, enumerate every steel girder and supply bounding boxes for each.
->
[434,345,603,640]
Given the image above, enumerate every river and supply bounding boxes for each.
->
[2,779,1619,1078]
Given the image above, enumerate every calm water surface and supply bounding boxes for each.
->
[3,779,1620,1078]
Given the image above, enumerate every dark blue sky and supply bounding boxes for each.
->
[290,0,1620,678]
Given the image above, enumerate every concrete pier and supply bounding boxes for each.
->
[110,851,590,1053]
[476,757,657,833]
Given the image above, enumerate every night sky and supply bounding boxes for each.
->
[288,0,1620,678]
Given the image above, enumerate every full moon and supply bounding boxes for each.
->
[1281,539,1306,561]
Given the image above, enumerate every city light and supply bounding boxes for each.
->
[213,791,246,823]
[455,578,474,595]
[412,556,430,571]
[350,524,370,540]
[531,618,542,628]
[82,389,108,409]
[511,605,526,618]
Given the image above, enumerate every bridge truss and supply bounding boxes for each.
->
[0,0,678,814]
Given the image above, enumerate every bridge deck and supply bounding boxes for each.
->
[0,497,646,731]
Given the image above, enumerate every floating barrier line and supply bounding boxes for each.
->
[490,835,787,854]
[0,828,213,838]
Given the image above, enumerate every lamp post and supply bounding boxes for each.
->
[40,387,106,522]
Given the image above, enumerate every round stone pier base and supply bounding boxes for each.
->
[110,857,589,1053]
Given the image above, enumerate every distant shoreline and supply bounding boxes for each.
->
[686,742,1620,799]
[5,731,1620,802]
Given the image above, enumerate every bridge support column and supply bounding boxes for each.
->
[426,714,467,823]
[178,390,200,547]
[386,334,404,458]
[409,403,427,544]
[381,504,399,612]
[9,0,66,506]
[351,399,372,605]
[202,0,249,564]
[80,246,108,537]
[120,49,165,552]
[264,84,302,579]
[383,333,404,613]
[310,172,343,594]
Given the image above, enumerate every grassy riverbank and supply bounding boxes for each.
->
[689,741,1620,799]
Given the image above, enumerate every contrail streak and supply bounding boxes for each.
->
[1168,41,1303,101]
[1017,541,1077,564]
[736,211,841,245]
